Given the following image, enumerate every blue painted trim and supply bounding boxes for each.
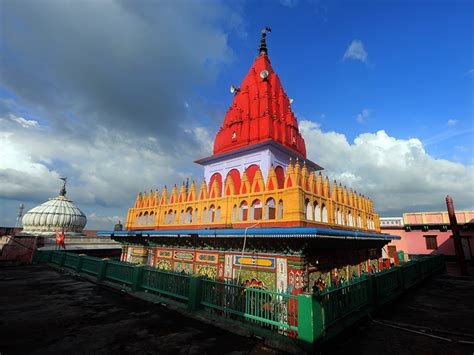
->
[98,227,400,240]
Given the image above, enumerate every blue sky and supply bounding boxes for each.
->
[212,0,473,163]
[0,0,473,228]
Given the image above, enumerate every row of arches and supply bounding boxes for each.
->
[133,198,286,226]
[209,165,285,198]
[304,200,329,223]
[304,199,376,229]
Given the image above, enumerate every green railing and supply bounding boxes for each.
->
[374,268,402,305]
[201,279,246,316]
[50,251,63,265]
[34,250,444,350]
[81,256,102,276]
[64,253,80,269]
[400,261,419,288]
[298,253,445,348]
[141,267,190,302]
[320,276,371,332]
[244,287,298,333]
[105,260,135,285]
[200,279,298,333]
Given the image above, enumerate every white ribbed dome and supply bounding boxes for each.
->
[22,195,87,234]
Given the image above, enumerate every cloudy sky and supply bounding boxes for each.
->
[1,0,473,229]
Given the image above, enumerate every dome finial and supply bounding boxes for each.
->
[259,26,272,56]
[59,177,67,197]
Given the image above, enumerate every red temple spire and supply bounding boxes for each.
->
[212,28,307,158]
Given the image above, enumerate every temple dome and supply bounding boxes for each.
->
[21,180,87,235]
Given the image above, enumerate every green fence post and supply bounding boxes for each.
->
[32,250,40,263]
[297,292,323,351]
[47,250,54,263]
[131,265,145,292]
[366,274,376,310]
[59,252,67,267]
[97,258,109,282]
[76,255,86,273]
[415,260,421,281]
[396,266,405,291]
[188,275,204,311]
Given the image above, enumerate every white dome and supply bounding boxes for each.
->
[22,195,87,234]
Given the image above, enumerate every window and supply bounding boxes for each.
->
[424,235,438,250]
[305,199,312,220]
[314,202,321,222]
[321,204,328,223]
[265,198,276,220]
[240,201,248,221]
[184,207,193,224]
[209,205,215,222]
[251,199,262,220]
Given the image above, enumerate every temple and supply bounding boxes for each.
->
[101,29,398,292]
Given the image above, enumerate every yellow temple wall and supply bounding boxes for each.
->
[125,162,380,232]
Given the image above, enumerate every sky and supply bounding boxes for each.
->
[0,0,473,229]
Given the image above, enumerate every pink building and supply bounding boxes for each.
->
[381,211,474,261]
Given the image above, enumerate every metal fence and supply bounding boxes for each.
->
[105,260,135,286]
[200,279,298,333]
[34,250,444,349]
[81,256,102,276]
[141,267,190,302]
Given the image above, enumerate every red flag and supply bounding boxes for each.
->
[59,228,66,249]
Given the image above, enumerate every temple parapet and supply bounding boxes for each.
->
[125,160,380,232]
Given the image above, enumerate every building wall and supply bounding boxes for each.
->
[121,244,386,292]
[385,227,473,258]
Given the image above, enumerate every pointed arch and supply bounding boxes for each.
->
[209,173,222,198]
[251,169,265,193]
[275,166,285,189]
[224,174,236,196]
[226,169,241,195]
[244,164,259,186]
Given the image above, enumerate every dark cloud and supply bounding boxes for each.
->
[1,0,239,151]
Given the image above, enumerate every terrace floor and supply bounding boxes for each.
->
[0,262,473,354]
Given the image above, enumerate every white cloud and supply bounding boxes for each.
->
[300,120,474,215]
[0,114,213,223]
[447,119,458,126]
[356,109,370,123]
[87,213,123,230]
[343,39,368,64]
[7,114,40,129]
